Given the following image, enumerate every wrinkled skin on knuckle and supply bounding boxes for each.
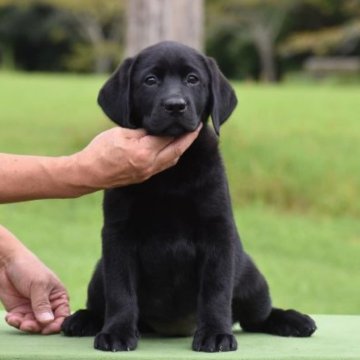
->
[34,277,50,290]
[33,298,51,310]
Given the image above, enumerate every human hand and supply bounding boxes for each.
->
[0,246,69,334]
[72,123,202,191]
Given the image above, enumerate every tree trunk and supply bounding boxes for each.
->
[76,14,113,73]
[251,23,277,83]
[0,44,15,70]
[94,50,113,74]
[126,0,204,57]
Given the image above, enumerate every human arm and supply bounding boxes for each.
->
[0,225,69,334]
[0,125,202,203]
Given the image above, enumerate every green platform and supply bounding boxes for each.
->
[0,313,359,359]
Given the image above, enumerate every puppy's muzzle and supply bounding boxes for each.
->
[145,96,197,136]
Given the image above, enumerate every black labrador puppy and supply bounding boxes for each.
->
[62,41,316,352]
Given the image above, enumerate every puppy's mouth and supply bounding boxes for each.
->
[144,119,199,137]
[161,124,192,136]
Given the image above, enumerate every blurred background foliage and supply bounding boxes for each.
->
[206,0,360,81]
[0,0,359,81]
[0,0,125,73]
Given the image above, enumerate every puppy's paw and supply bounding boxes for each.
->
[62,309,102,337]
[268,309,317,337]
[94,331,139,352]
[192,330,237,352]
[244,308,317,337]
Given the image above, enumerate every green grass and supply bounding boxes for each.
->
[222,83,360,217]
[0,71,359,314]
[237,206,360,314]
[0,71,108,154]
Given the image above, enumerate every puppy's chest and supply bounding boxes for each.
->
[129,193,197,238]
[128,191,196,253]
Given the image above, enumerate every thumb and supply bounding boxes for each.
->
[30,283,55,324]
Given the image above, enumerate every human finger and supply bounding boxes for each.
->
[53,300,70,318]
[172,123,203,153]
[6,313,24,328]
[30,284,55,324]
[154,124,202,165]
[19,318,42,333]
[41,316,65,334]
[51,298,69,313]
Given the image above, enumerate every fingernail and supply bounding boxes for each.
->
[38,312,54,322]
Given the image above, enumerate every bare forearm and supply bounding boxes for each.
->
[0,127,201,203]
[0,154,92,203]
[0,225,27,268]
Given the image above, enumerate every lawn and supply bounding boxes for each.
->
[0,71,359,314]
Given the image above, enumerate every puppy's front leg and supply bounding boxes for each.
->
[193,221,238,352]
[94,225,139,352]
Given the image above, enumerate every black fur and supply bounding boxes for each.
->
[62,41,316,352]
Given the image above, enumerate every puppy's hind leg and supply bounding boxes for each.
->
[243,308,317,337]
[62,261,104,337]
[232,253,317,337]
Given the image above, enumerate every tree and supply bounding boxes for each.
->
[126,0,204,57]
[0,0,126,73]
[45,0,126,73]
[0,1,81,71]
[280,0,360,58]
[207,0,295,82]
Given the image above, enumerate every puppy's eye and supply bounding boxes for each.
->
[144,75,158,86]
[186,74,200,85]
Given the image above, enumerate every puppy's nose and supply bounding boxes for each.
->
[163,97,187,113]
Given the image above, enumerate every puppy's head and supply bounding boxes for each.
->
[98,41,237,136]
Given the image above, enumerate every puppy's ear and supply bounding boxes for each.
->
[205,57,237,135]
[97,57,136,128]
